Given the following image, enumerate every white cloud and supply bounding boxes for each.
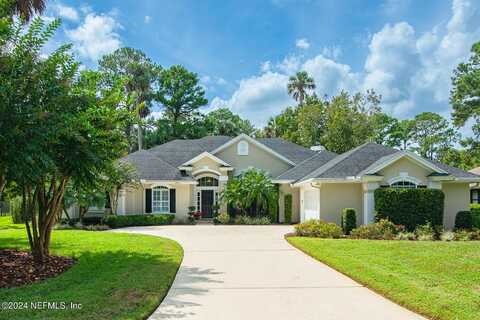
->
[66,13,122,62]
[321,46,342,60]
[144,15,151,24]
[54,3,79,21]
[217,0,480,130]
[295,38,310,50]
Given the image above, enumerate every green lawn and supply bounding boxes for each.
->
[0,216,183,320]
[287,237,480,320]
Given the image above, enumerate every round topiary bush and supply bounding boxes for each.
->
[455,211,473,230]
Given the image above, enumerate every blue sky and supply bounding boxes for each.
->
[42,0,480,131]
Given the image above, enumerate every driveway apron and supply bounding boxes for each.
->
[113,225,425,320]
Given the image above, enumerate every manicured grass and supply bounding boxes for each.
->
[0,216,183,320]
[287,237,480,320]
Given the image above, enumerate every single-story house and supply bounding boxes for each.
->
[469,167,480,204]
[117,134,480,229]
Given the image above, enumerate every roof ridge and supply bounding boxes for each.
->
[298,143,372,182]
[276,150,336,180]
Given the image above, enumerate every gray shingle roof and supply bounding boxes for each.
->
[148,136,232,167]
[299,142,479,182]
[257,138,316,164]
[121,150,194,181]
[276,151,338,180]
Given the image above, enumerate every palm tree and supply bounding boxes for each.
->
[14,0,46,21]
[287,71,316,105]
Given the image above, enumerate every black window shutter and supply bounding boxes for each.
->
[145,188,152,213]
[170,189,176,213]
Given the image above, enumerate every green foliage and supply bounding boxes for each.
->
[341,208,356,235]
[203,108,255,136]
[455,211,473,230]
[374,188,444,231]
[284,194,292,224]
[102,214,174,228]
[469,203,480,228]
[411,112,458,160]
[157,65,208,137]
[214,212,230,224]
[221,168,276,217]
[294,220,343,238]
[350,219,399,240]
[454,229,480,241]
[233,215,271,225]
[98,47,162,151]
[287,71,316,105]
[414,223,437,241]
[451,41,480,133]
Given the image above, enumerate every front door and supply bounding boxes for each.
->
[201,190,214,218]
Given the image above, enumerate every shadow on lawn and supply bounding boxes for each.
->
[0,248,182,320]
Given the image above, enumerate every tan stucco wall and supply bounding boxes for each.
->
[378,157,433,185]
[191,157,222,174]
[215,139,292,177]
[124,183,192,222]
[278,184,300,223]
[125,186,144,214]
[442,183,470,229]
[320,183,363,226]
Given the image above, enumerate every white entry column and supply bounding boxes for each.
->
[362,182,379,224]
[117,189,126,215]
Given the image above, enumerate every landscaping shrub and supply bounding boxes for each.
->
[350,219,399,240]
[284,194,292,224]
[454,229,480,241]
[102,214,174,228]
[396,231,416,240]
[233,215,271,225]
[81,216,103,225]
[470,204,480,228]
[374,188,444,231]
[414,223,436,241]
[294,220,342,238]
[214,212,231,224]
[341,208,356,235]
[455,211,473,229]
[440,231,455,241]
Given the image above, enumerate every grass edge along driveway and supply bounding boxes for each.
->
[0,217,183,320]
[287,236,480,320]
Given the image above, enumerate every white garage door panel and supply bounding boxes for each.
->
[304,189,319,220]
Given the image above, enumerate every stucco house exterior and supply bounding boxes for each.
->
[118,134,480,229]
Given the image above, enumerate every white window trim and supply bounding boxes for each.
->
[237,140,249,156]
[387,175,422,186]
[152,186,170,214]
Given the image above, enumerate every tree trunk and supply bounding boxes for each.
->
[24,176,69,265]
[137,124,143,150]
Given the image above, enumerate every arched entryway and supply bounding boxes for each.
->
[194,175,220,218]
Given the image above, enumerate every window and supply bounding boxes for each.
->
[198,177,219,186]
[152,186,169,213]
[237,140,249,155]
[390,180,417,189]
[196,191,201,211]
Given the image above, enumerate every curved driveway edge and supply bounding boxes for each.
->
[112,225,425,320]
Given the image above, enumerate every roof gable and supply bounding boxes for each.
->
[211,134,297,165]
[276,150,338,181]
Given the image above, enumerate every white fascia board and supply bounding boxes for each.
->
[210,133,296,166]
[365,151,447,175]
[272,179,295,184]
[140,179,197,185]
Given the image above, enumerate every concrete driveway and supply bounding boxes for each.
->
[114,225,425,320]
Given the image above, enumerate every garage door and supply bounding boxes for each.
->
[304,189,319,220]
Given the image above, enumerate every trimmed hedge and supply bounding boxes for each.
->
[341,208,356,235]
[102,214,175,228]
[470,204,480,228]
[374,188,444,231]
[284,194,292,224]
[455,211,473,229]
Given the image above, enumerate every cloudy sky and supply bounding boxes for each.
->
[42,0,480,129]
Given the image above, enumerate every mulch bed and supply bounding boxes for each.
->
[0,249,76,288]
